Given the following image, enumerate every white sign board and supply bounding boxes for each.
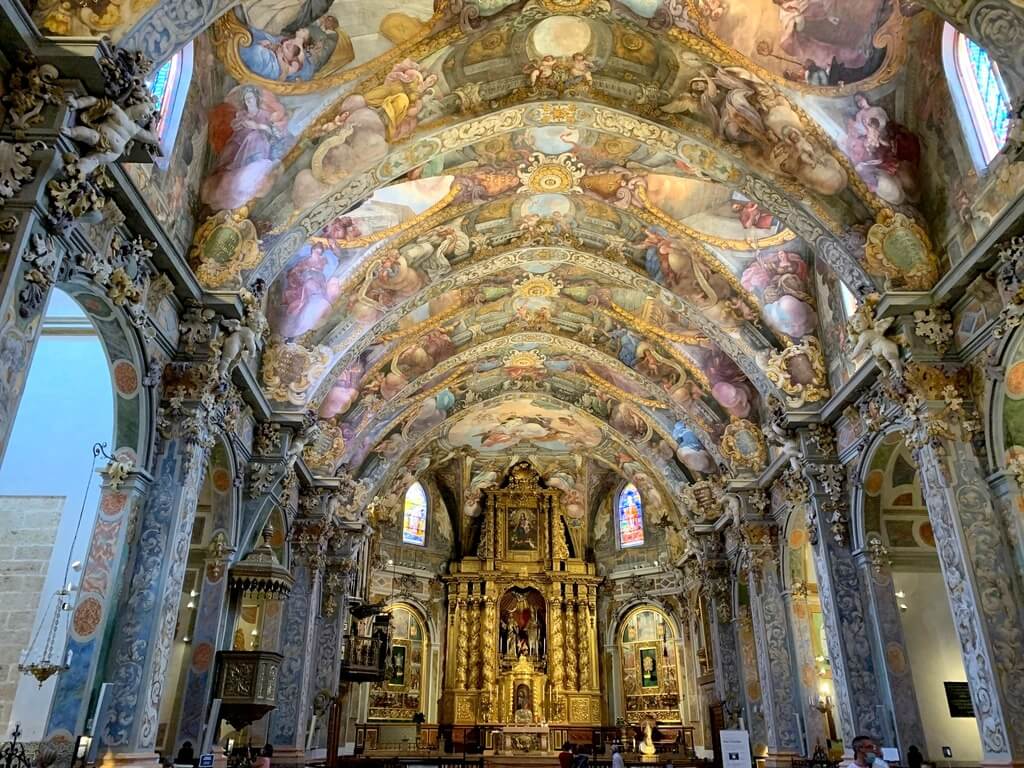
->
[720,730,752,768]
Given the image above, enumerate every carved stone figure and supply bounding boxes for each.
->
[217,319,259,380]
[63,92,159,177]
[847,295,902,378]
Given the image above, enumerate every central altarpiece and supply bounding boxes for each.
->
[441,463,602,727]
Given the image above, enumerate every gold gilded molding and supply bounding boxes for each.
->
[764,337,830,408]
[720,418,768,472]
[864,209,939,290]
[190,208,261,289]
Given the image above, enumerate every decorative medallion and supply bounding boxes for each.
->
[190,207,261,289]
[764,338,830,408]
[540,0,596,10]
[72,597,103,639]
[864,209,938,290]
[720,419,768,473]
[112,359,139,396]
[502,349,548,379]
[514,273,563,298]
[261,340,332,405]
[303,420,348,472]
[517,152,586,194]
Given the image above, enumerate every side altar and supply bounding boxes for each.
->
[440,463,602,728]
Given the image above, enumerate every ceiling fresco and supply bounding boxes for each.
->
[51,0,961,529]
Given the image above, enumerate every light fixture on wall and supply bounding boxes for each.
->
[18,442,110,685]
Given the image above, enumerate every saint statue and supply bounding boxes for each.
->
[526,614,541,657]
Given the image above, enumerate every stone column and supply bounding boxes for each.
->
[267,556,324,762]
[908,415,1024,763]
[704,565,745,728]
[783,585,828,752]
[854,548,928,758]
[0,60,67,465]
[796,434,892,745]
[92,392,233,762]
[173,534,234,751]
[311,566,352,750]
[45,469,153,740]
[564,595,579,691]
[744,527,803,763]
[734,606,768,747]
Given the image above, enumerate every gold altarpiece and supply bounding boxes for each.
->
[440,463,602,726]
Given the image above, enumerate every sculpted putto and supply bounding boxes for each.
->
[63,89,159,176]
[847,293,902,378]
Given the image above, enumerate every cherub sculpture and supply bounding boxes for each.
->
[217,318,259,380]
[762,411,803,473]
[848,294,903,378]
[63,91,158,176]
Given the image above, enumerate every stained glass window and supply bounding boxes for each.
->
[402,482,427,546]
[617,483,644,548]
[950,27,1012,166]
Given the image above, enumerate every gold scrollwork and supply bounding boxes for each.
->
[190,208,261,289]
[720,419,768,473]
[764,337,830,408]
[864,209,939,291]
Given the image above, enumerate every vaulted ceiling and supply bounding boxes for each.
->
[94,0,950,519]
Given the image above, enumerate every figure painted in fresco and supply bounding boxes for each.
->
[363,58,440,141]
[277,242,344,336]
[705,0,893,87]
[740,250,818,339]
[239,15,350,81]
[201,86,290,211]
[844,94,921,205]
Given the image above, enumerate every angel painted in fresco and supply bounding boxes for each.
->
[672,423,718,474]
[699,349,757,418]
[844,94,921,205]
[363,58,439,142]
[740,251,818,339]
[319,361,364,418]
[291,94,388,208]
[348,250,425,323]
[240,15,350,81]
[201,86,290,211]
[643,231,755,327]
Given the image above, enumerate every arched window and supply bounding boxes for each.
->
[617,483,645,548]
[402,482,428,546]
[943,25,1012,168]
[147,42,194,166]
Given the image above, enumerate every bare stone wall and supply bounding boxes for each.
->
[0,496,64,732]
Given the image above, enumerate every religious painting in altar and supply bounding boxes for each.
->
[500,588,546,662]
[368,604,426,720]
[618,606,682,723]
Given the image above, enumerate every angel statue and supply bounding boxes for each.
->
[847,295,902,378]
[63,90,159,176]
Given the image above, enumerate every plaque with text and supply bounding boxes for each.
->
[943,682,974,718]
